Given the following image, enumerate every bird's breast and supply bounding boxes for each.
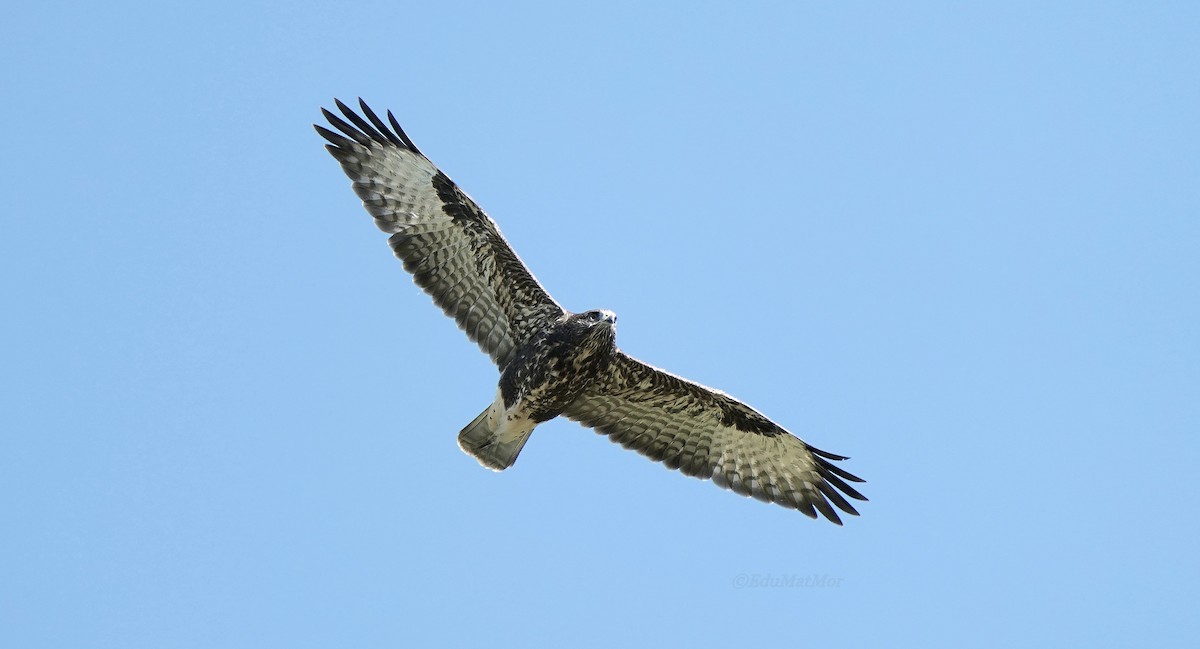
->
[498,329,614,423]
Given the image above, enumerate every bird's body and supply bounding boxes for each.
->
[316,99,867,523]
[499,309,618,424]
[465,309,618,470]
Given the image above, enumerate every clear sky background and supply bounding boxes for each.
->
[3,1,1198,647]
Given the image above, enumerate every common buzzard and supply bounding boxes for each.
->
[316,99,867,523]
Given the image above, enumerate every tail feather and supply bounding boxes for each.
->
[457,403,534,471]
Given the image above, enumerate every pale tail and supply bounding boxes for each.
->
[457,404,534,471]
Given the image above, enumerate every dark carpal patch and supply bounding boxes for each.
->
[720,405,781,436]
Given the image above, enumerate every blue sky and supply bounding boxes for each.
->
[3,1,1198,647]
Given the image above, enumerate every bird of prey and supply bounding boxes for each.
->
[315,99,867,523]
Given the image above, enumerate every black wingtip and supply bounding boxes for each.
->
[313,123,344,143]
[335,98,389,145]
[808,445,850,461]
[813,496,843,525]
[386,108,423,155]
[357,98,405,148]
[320,106,374,147]
[816,480,861,517]
[318,98,424,157]
[820,469,868,502]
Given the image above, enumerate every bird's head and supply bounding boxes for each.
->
[581,309,617,327]
[573,309,619,355]
[567,309,618,348]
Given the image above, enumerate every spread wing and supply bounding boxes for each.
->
[563,352,867,524]
[315,99,565,369]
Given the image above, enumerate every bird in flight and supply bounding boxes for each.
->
[315,99,867,523]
